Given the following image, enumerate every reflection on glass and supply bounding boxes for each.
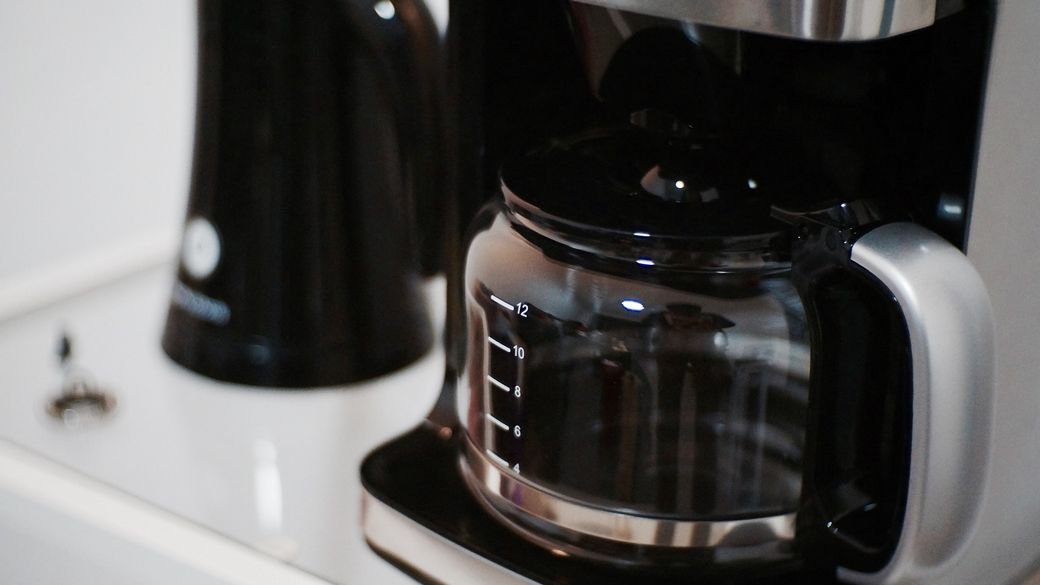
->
[621,299,645,312]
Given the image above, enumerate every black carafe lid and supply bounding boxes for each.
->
[161,0,435,388]
[500,127,790,269]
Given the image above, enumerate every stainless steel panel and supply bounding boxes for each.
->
[950,2,1040,584]
[574,0,940,41]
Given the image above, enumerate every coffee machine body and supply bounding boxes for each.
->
[361,1,1040,583]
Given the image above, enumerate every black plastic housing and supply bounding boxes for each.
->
[162,0,437,387]
[777,204,913,572]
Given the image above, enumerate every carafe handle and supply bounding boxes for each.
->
[836,222,994,584]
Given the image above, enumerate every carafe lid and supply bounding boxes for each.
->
[500,126,790,267]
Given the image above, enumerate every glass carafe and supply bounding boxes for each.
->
[458,128,811,567]
[456,126,993,578]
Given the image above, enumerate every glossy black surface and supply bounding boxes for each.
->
[500,128,787,243]
[564,3,991,249]
[162,0,436,387]
[570,6,739,138]
[730,9,991,248]
[362,424,837,584]
[438,0,601,407]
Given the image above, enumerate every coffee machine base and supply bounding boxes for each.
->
[361,425,837,585]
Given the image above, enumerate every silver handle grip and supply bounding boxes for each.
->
[840,222,995,584]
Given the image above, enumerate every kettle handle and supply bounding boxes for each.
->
[836,222,994,584]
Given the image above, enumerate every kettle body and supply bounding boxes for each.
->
[162,0,440,387]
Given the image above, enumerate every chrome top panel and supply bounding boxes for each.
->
[573,0,952,41]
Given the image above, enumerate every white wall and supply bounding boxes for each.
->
[0,0,451,321]
[0,0,195,317]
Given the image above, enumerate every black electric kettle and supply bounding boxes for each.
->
[162,0,441,387]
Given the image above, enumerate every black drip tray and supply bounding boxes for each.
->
[360,424,836,585]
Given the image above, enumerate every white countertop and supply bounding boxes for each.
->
[0,262,444,584]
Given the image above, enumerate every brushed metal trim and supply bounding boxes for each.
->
[573,0,939,41]
[362,486,540,585]
[842,222,995,584]
[462,439,797,548]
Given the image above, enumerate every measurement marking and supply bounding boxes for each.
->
[490,294,514,311]
[487,336,511,352]
[487,376,510,392]
[486,414,510,432]
[486,449,510,468]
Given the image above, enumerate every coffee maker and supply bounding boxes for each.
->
[361,0,1040,583]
